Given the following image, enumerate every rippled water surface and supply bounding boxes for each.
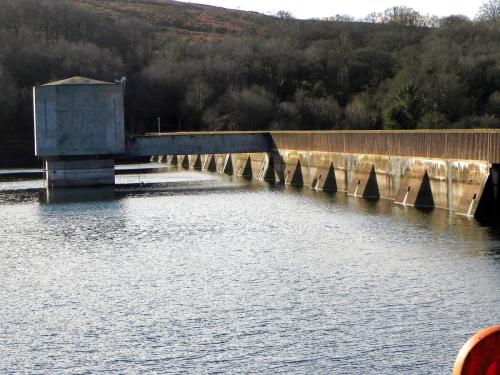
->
[1,167,500,374]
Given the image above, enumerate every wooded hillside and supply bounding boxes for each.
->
[1,0,500,164]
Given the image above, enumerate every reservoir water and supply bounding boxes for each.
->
[1,166,499,374]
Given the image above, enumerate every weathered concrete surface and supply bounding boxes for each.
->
[229,153,276,181]
[170,155,178,166]
[148,136,493,217]
[191,154,202,170]
[202,154,217,172]
[179,150,487,215]
[34,77,124,157]
[221,154,234,174]
[394,164,434,208]
[45,159,115,187]
[162,148,490,217]
[270,150,490,216]
[348,162,380,199]
[303,153,337,191]
[126,132,272,157]
[163,152,277,181]
[282,154,304,186]
[180,155,190,169]
[198,153,232,174]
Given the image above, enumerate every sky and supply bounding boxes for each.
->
[177,0,485,20]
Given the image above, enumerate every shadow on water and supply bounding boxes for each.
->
[115,165,177,175]
[114,180,254,201]
[37,182,253,205]
[0,173,43,182]
[39,187,117,204]
[0,188,41,205]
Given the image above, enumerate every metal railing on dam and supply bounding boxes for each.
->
[131,130,500,164]
[270,130,500,163]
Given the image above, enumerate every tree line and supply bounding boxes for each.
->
[1,0,500,164]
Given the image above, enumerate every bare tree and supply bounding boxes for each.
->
[324,14,356,23]
[382,6,427,27]
[275,10,293,19]
[438,15,471,27]
[363,12,383,23]
[477,0,500,20]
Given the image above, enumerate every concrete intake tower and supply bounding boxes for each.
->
[33,76,125,187]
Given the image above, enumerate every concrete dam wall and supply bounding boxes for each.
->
[149,130,500,218]
[31,77,500,218]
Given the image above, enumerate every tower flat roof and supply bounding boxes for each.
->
[42,76,115,86]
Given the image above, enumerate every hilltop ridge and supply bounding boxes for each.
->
[75,0,273,41]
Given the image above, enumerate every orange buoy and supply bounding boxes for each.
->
[453,325,500,375]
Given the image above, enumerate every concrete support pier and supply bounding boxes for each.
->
[45,159,115,187]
